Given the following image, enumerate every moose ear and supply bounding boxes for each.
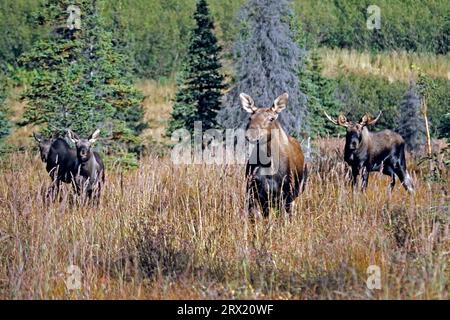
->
[240,93,257,113]
[67,130,79,144]
[89,129,101,144]
[33,132,42,143]
[272,93,288,114]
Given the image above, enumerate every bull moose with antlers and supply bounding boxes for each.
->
[324,111,414,193]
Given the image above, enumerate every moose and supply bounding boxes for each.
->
[34,129,105,202]
[241,92,307,218]
[324,111,414,193]
[67,129,105,202]
[33,133,78,198]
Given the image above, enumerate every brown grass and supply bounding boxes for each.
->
[319,48,450,82]
[1,51,448,300]
[136,79,176,145]
[0,141,448,299]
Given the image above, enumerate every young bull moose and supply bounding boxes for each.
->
[33,133,78,198]
[324,111,414,193]
[67,129,105,202]
[241,92,307,218]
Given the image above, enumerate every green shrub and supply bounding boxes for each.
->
[333,73,450,139]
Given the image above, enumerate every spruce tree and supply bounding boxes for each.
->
[217,0,307,136]
[299,50,341,138]
[397,82,426,152]
[167,0,225,135]
[20,0,145,166]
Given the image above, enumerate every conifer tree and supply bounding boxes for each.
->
[20,0,145,166]
[397,82,426,152]
[167,0,225,135]
[299,50,341,138]
[217,0,307,136]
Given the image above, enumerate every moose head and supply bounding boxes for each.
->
[324,111,382,150]
[240,92,289,143]
[67,129,101,162]
[33,133,54,162]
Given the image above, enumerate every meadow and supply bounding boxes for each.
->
[318,48,450,82]
[1,47,449,299]
[0,137,448,299]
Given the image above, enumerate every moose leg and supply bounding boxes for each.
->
[394,166,414,193]
[360,167,370,192]
[93,182,101,206]
[390,174,396,190]
[351,168,359,190]
[284,197,294,218]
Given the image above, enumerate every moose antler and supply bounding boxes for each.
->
[324,111,349,127]
[360,111,382,126]
[323,111,338,125]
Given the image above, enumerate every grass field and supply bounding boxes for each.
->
[1,48,448,299]
[318,48,450,82]
[0,139,448,299]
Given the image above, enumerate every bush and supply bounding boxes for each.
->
[293,0,450,54]
[334,73,406,131]
[333,73,450,139]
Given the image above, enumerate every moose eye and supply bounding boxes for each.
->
[268,116,275,122]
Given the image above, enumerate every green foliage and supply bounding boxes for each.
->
[0,71,11,154]
[293,0,450,54]
[102,0,195,79]
[334,73,450,139]
[167,0,225,135]
[20,0,146,164]
[299,50,342,138]
[1,0,447,80]
[415,69,450,139]
[334,73,407,131]
[0,0,43,70]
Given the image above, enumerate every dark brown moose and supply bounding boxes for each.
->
[324,111,414,193]
[241,92,307,218]
[33,133,78,198]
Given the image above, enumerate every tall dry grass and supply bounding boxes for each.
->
[319,48,450,82]
[0,141,448,299]
[136,79,176,145]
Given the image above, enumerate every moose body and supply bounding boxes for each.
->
[34,130,105,202]
[34,134,78,197]
[68,129,105,202]
[241,93,307,217]
[325,111,414,192]
[45,138,78,184]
